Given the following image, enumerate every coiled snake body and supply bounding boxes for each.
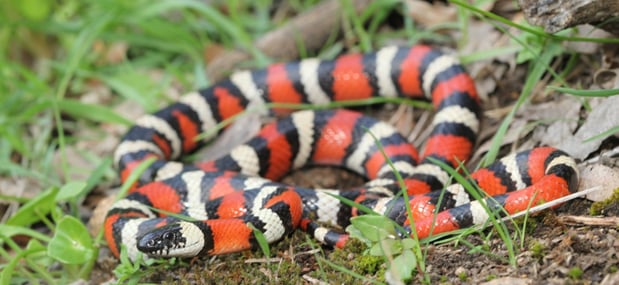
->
[104,46,578,260]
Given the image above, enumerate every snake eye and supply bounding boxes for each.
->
[163,231,175,241]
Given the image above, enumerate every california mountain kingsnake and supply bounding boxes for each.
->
[104,45,579,260]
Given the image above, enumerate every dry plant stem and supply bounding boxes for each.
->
[503,186,602,221]
[206,0,373,81]
[244,257,283,264]
[303,274,328,285]
[557,215,619,227]
[518,0,619,35]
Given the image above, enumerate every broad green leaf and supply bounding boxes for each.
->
[47,216,94,264]
[25,238,46,252]
[55,181,87,202]
[26,239,54,267]
[18,0,52,21]
[369,238,401,256]
[57,99,131,125]
[401,238,418,250]
[0,224,52,243]
[547,86,619,97]
[389,249,416,282]
[349,215,396,242]
[5,187,59,227]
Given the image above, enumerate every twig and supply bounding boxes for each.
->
[503,186,603,221]
[556,215,619,226]
[244,257,283,264]
[302,274,329,285]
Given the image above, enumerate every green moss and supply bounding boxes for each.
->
[590,188,619,215]
[325,238,385,282]
[354,255,384,275]
[567,267,583,279]
[529,240,545,259]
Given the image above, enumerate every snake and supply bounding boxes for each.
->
[103,45,579,260]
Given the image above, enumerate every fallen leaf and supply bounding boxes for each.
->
[194,105,265,162]
[558,96,619,160]
[529,96,581,148]
[406,0,457,27]
[88,194,116,237]
[601,271,619,285]
[578,163,619,202]
[481,277,533,285]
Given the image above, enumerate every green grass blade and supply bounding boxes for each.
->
[482,40,561,165]
[57,99,132,125]
[547,86,619,97]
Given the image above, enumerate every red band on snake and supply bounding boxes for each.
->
[104,46,578,260]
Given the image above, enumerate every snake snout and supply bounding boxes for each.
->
[137,222,205,257]
[137,224,184,255]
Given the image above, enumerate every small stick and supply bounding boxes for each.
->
[556,215,619,227]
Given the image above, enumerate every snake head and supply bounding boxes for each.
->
[137,221,204,258]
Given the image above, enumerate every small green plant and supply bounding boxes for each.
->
[457,270,468,281]
[568,266,584,279]
[0,182,99,284]
[347,215,420,283]
[485,274,497,281]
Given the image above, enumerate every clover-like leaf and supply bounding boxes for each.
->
[47,216,94,264]
[349,215,396,242]
[389,249,416,282]
[369,238,402,256]
[6,187,58,227]
[55,181,87,201]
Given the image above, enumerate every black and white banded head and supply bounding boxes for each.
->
[137,221,204,258]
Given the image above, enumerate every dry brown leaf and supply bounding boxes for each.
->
[88,194,116,237]
[566,26,613,54]
[594,68,619,89]
[578,163,619,202]
[461,21,514,101]
[92,40,128,65]
[601,271,619,285]
[528,96,581,148]
[0,178,37,223]
[594,43,619,88]
[205,0,374,81]
[388,104,415,136]
[406,0,457,27]
[476,96,581,156]
[481,277,533,285]
[53,146,96,183]
[558,96,619,160]
[194,107,265,162]
[474,114,527,157]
